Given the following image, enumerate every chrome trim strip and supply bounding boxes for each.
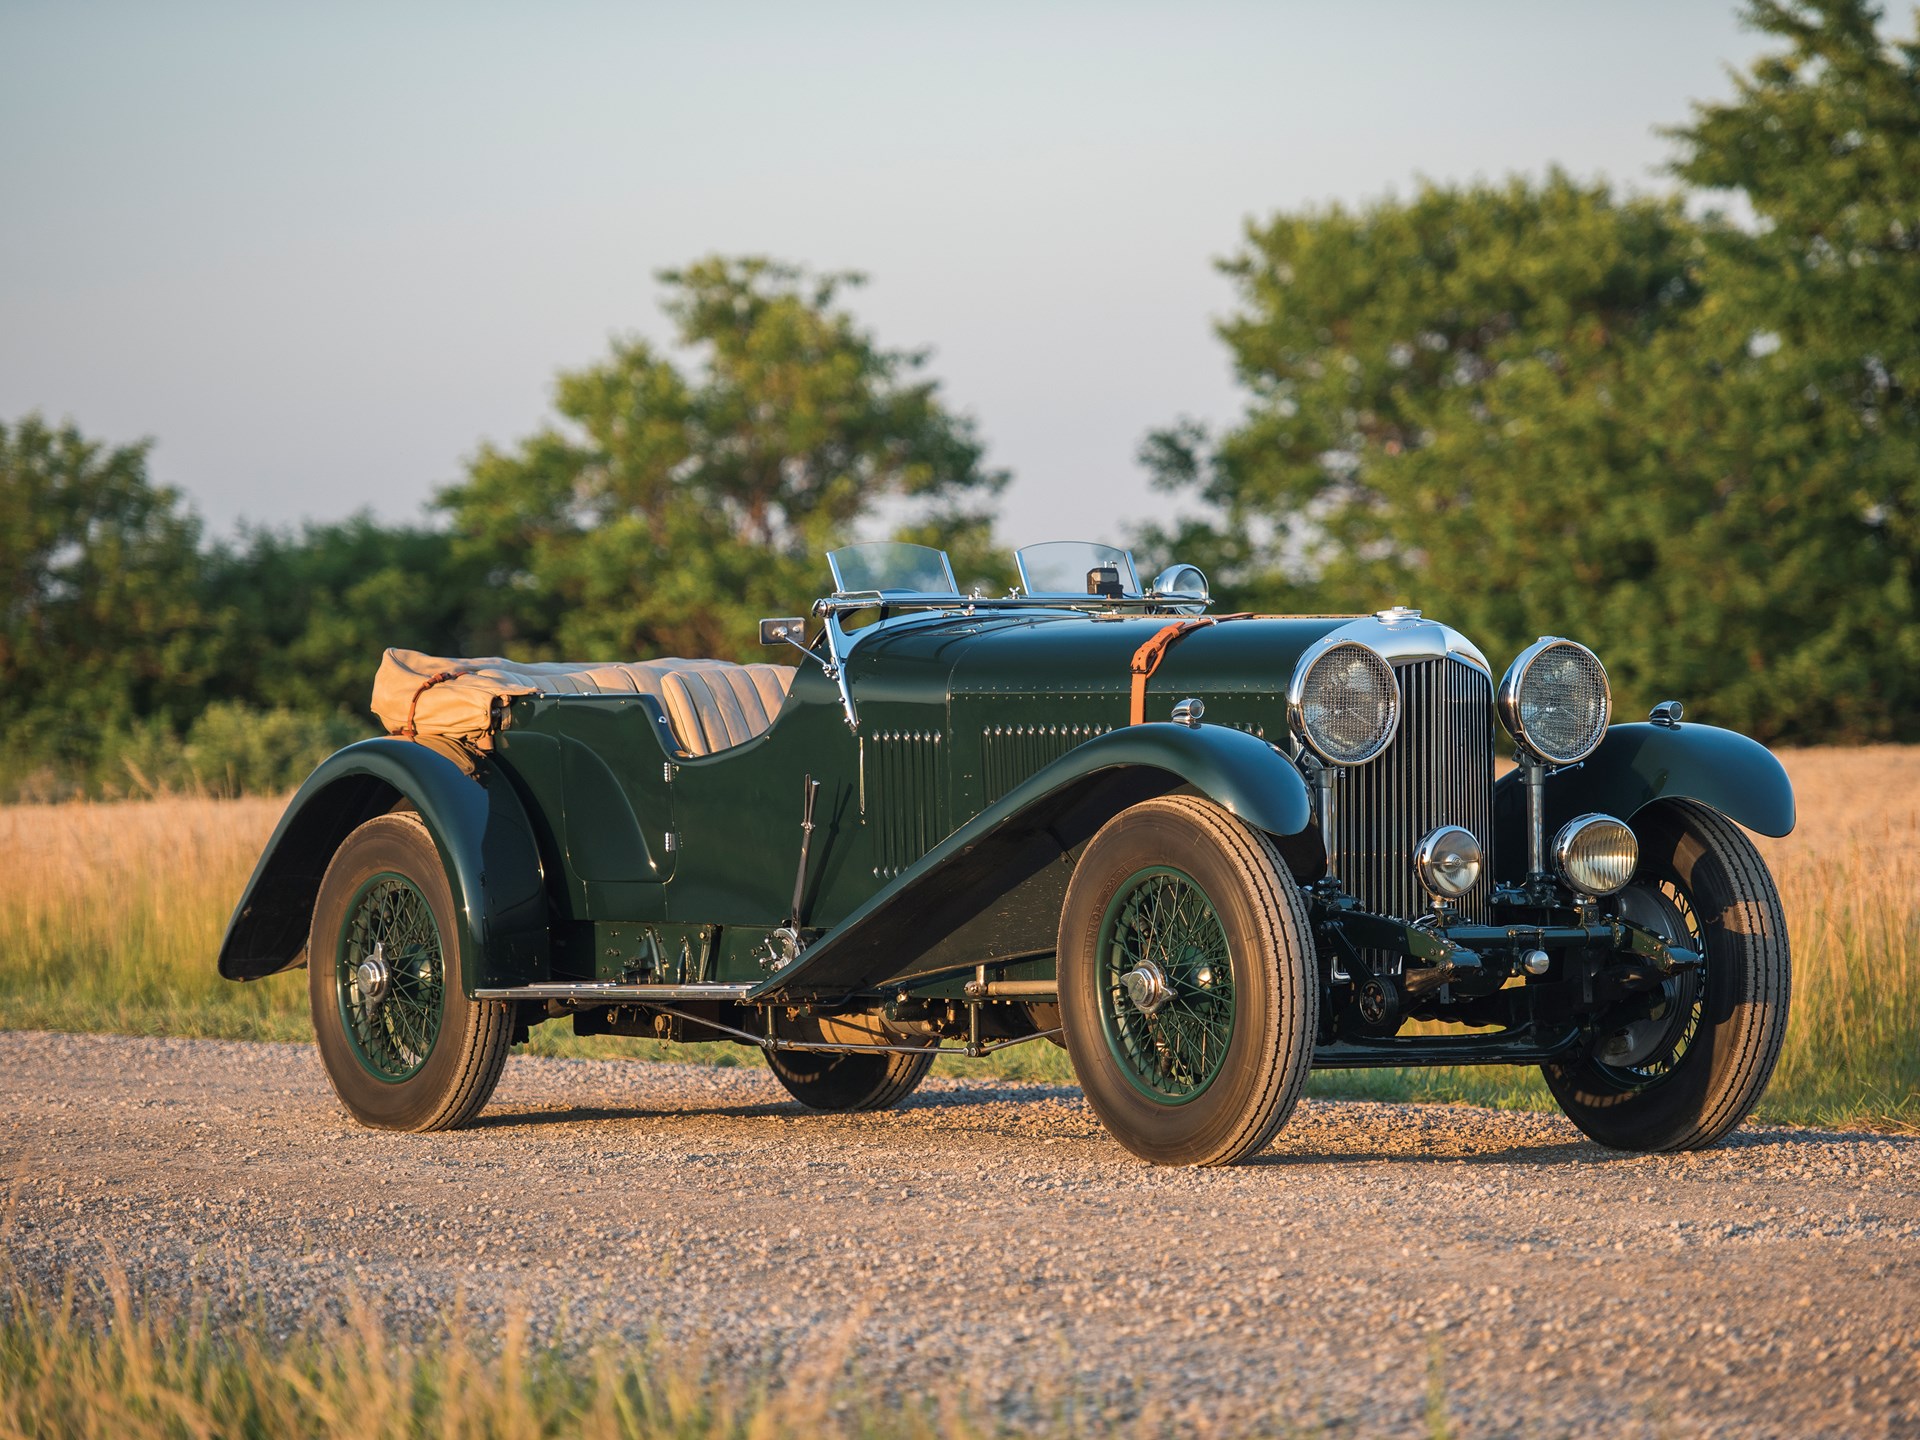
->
[1313,611,1492,677]
[474,982,756,1002]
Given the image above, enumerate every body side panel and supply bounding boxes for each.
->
[748,722,1314,999]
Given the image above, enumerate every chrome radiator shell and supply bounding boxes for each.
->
[1330,655,1496,931]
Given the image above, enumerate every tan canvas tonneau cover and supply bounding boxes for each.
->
[370,648,794,755]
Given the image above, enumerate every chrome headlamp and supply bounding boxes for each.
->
[1414,824,1484,900]
[1497,638,1610,765]
[1287,639,1400,766]
[1553,813,1638,897]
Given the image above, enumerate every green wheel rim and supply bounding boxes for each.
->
[1096,865,1236,1104]
[335,872,446,1083]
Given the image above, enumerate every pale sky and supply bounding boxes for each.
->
[0,1,1759,551]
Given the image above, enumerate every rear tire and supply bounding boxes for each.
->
[1057,795,1317,1166]
[1543,800,1790,1151]
[309,813,512,1132]
[767,1048,934,1112]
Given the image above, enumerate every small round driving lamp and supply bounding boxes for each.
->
[1553,814,1639,897]
[1287,640,1400,766]
[1497,637,1611,765]
[1414,824,1484,900]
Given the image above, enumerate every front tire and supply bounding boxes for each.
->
[1057,795,1317,1166]
[309,813,513,1131]
[1543,799,1791,1151]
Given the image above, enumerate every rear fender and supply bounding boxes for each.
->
[218,738,550,993]
[1493,721,1795,877]
[751,722,1314,1000]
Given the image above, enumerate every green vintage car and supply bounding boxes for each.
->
[220,540,1795,1166]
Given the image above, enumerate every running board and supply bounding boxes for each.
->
[476,978,1064,1061]
[474,982,756,1003]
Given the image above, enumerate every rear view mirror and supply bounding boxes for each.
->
[760,617,808,646]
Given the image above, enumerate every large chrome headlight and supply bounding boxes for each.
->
[1497,638,1610,764]
[1288,640,1399,766]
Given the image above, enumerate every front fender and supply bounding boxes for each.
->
[751,722,1313,1000]
[1023,722,1313,837]
[1494,721,1795,874]
[218,738,550,993]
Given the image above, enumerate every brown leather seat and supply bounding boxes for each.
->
[657,664,793,756]
[372,649,795,756]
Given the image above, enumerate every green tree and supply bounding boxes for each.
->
[209,516,483,718]
[0,415,225,772]
[439,256,1007,661]
[1145,0,1920,743]
[1138,174,1724,726]
[1667,0,1920,739]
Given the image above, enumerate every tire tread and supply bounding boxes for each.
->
[310,813,513,1133]
[1064,794,1318,1166]
[1544,799,1790,1152]
[767,1048,935,1113]
[1664,801,1791,1150]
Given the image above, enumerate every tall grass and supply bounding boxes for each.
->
[0,796,306,1042]
[1754,746,1920,1125]
[0,748,1915,1128]
[0,1261,1075,1440]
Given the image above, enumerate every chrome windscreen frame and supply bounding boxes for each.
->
[804,549,1218,731]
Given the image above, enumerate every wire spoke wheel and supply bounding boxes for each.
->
[1098,866,1237,1103]
[310,813,512,1131]
[337,872,445,1082]
[1058,797,1316,1166]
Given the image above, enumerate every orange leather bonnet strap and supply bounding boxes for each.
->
[400,669,465,739]
[1128,615,1254,725]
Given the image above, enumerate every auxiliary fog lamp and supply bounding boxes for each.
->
[1414,824,1485,903]
[1552,813,1638,897]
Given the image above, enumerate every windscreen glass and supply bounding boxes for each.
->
[1015,542,1141,597]
[826,542,958,597]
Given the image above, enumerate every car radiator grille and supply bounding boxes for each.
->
[1332,657,1495,930]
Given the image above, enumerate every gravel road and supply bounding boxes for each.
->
[2,1030,1916,1437]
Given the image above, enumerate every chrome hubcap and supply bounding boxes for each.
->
[1120,959,1175,1015]
[355,944,391,1007]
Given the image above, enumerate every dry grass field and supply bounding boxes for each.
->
[0,1263,1130,1440]
[0,746,1915,1129]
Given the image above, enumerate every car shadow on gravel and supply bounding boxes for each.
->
[473,1080,1088,1130]
[899,1084,1085,1107]
[1249,1123,1903,1168]
[1248,1140,1606,1167]
[471,1101,809,1127]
